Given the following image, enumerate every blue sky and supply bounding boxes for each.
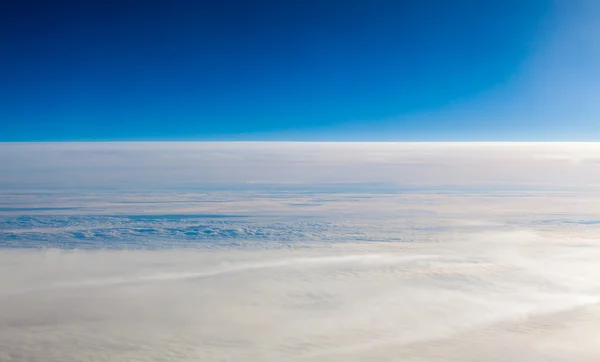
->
[0,0,598,141]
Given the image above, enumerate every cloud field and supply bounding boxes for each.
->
[2,142,600,361]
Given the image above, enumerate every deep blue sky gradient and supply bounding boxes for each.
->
[2,0,596,141]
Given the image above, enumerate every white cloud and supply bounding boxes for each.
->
[2,142,600,190]
[2,231,600,361]
[3,142,600,361]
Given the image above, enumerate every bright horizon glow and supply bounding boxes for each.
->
[2,141,600,193]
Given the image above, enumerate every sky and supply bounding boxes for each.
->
[0,0,598,141]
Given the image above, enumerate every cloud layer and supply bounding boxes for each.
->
[2,142,600,361]
[3,231,600,361]
[2,142,600,190]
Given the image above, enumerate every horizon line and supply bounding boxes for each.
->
[2,140,599,144]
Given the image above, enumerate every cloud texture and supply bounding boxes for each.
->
[2,142,600,361]
[3,233,600,361]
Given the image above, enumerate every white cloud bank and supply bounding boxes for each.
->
[2,142,600,361]
[2,232,600,361]
[2,142,600,189]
